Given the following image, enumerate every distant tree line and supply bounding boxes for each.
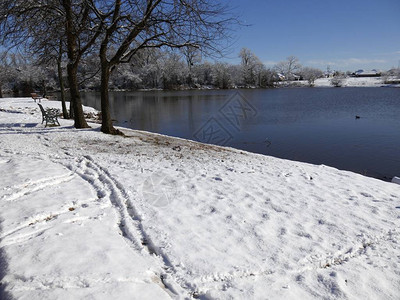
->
[0,47,331,98]
[2,46,398,99]
[0,47,279,98]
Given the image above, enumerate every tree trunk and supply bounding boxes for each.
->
[69,99,74,119]
[100,60,121,135]
[67,62,90,128]
[0,84,3,98]
[62,0,89,128]
[57,59,69,119]
[42,80,47,97]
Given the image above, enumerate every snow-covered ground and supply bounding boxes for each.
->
[0,98,399,299]
[285,76,399,88]
[314,77,384,87]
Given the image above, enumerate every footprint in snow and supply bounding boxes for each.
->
[360,192,372,198]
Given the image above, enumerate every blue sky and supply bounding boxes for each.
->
[225,0,400,71]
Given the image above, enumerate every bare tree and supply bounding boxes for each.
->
[0,0,103,128]
[239,48,274,88]
[2,53,41,96]
[161,52,186,89]
[330,72,345,87]
[19,1,72,118]
[300,67,323,86]
[192,61,214,86]
[182,46,202,86]
[275,55,301,81]
[29,36,70,118]
[61,0,104,128]
[0,52,15,98]
[239,48,258,86]
[258,68,276,88]
[111,64,142,90]
[212,62,232,89]
[135,48,163,88]
[90,0,237,134]
[0,2,45,96]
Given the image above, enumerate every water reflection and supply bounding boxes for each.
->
[81,88,400,181]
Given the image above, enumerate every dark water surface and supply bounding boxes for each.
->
[81,88,400,181]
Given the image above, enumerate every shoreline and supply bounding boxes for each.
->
[3,76,399,98]
[2,95,397,183]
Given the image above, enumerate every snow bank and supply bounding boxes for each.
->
[314,77,384,87]
[286,77,389,88]
[0,98,399,299]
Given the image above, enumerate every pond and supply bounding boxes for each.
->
[81,87,400,181]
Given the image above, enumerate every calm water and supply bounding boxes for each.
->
[81,88,400,181]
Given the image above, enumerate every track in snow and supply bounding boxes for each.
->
[63,155,192,298]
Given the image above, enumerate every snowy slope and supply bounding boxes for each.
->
[0,98,399,299]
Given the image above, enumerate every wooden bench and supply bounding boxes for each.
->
[31,93,46,103]
[38,103,60,127]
